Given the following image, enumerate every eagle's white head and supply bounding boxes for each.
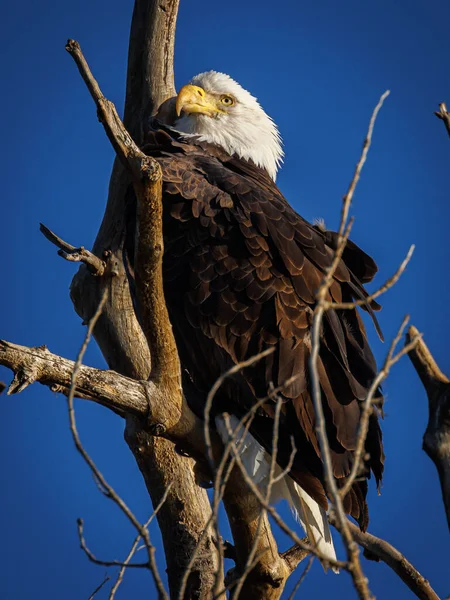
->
[173,71,284,180]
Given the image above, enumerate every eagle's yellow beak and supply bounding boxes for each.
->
[176,84,222,117]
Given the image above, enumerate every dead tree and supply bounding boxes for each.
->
[0,2,447,599]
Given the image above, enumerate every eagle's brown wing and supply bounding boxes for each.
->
[140,128,385,529]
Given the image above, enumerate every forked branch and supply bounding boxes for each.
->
[40,223,107,276]
[64,39,193,435]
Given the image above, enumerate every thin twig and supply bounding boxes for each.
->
[180,388,304,600]
[329,513,440,600]
[77,519,148,569]
[230,395,284,599]
[221,415,346,569]
[338,90,390,238]
[324,244,415,310]
[188,361,341,600]
[88,575,111,600]
[109,482,174,599]
[309,91,390,600]
[203,347,274,469]
[40,223,106,276]
[66,288,168,599]
[340,316,422,498]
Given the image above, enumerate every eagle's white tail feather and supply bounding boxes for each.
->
[284,478,338,572]
[215,414,338,572]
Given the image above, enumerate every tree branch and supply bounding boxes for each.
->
[406,325,450,529]
[0,336,206,450]
[434,102,450,138]
[329,514,441,600]
[309,91,390,600]
[40,223,107,276]
[340,316,422,499]
[324,244,414,311]
[66,289,168,597]
[66,3,220,596]
[0,339,146,414]
[88,576,111,600]
[66,37,181,391]
[280,542,310,574]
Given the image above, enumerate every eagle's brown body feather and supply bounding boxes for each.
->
[134,126,385,530]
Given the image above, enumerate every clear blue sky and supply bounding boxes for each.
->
[1,1,449,598]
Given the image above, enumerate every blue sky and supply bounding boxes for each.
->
[1,1,449,598]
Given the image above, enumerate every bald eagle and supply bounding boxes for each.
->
[131,71,384,564]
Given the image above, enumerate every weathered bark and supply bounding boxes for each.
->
[406,326,450,529]
[2,4,445,596]
[222,469,290,599]
[68,2,220,597]
[0,339,201,441]
[67,1,295,597]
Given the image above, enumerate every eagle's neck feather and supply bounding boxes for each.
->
[174,112,283,181]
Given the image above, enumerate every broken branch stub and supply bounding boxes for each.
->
[406,325,450,529]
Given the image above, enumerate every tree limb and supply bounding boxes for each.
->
[309,90,390,600]
[329,514,441,600]
[340,316,422,499]
[66,3,221,597]
[65,290,168,598]
[66,5,288,597]
[40,223,107,276]
[406,325,450,529]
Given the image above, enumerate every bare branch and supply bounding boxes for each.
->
[221,414,346,570]
[88,575,111,600]
[108,536,148,599]
[230,396,285,600]
[287,556,314,600]
[324,244,415,310]
[180,379,310,600]
[340,316,422,498]
[179,397,268,600]
[40,223,106,276]
[280,541,310,574]
[338,90,390,238]
[434,102,450,138]
[63,11,219,594]
[407,326,450,389]
[77,519,148,569]
[406,325,450,529]
[309,91,390,600]
[0,339,147,416]
[0,337,204,442]
[66,288,167,598]
[65,39,156,182]
[204,348,274,468]
[66,38,182,406]
[329,514,441,600]
[109,482,175,599]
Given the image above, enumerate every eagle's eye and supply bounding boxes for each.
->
[220,95,234,107]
